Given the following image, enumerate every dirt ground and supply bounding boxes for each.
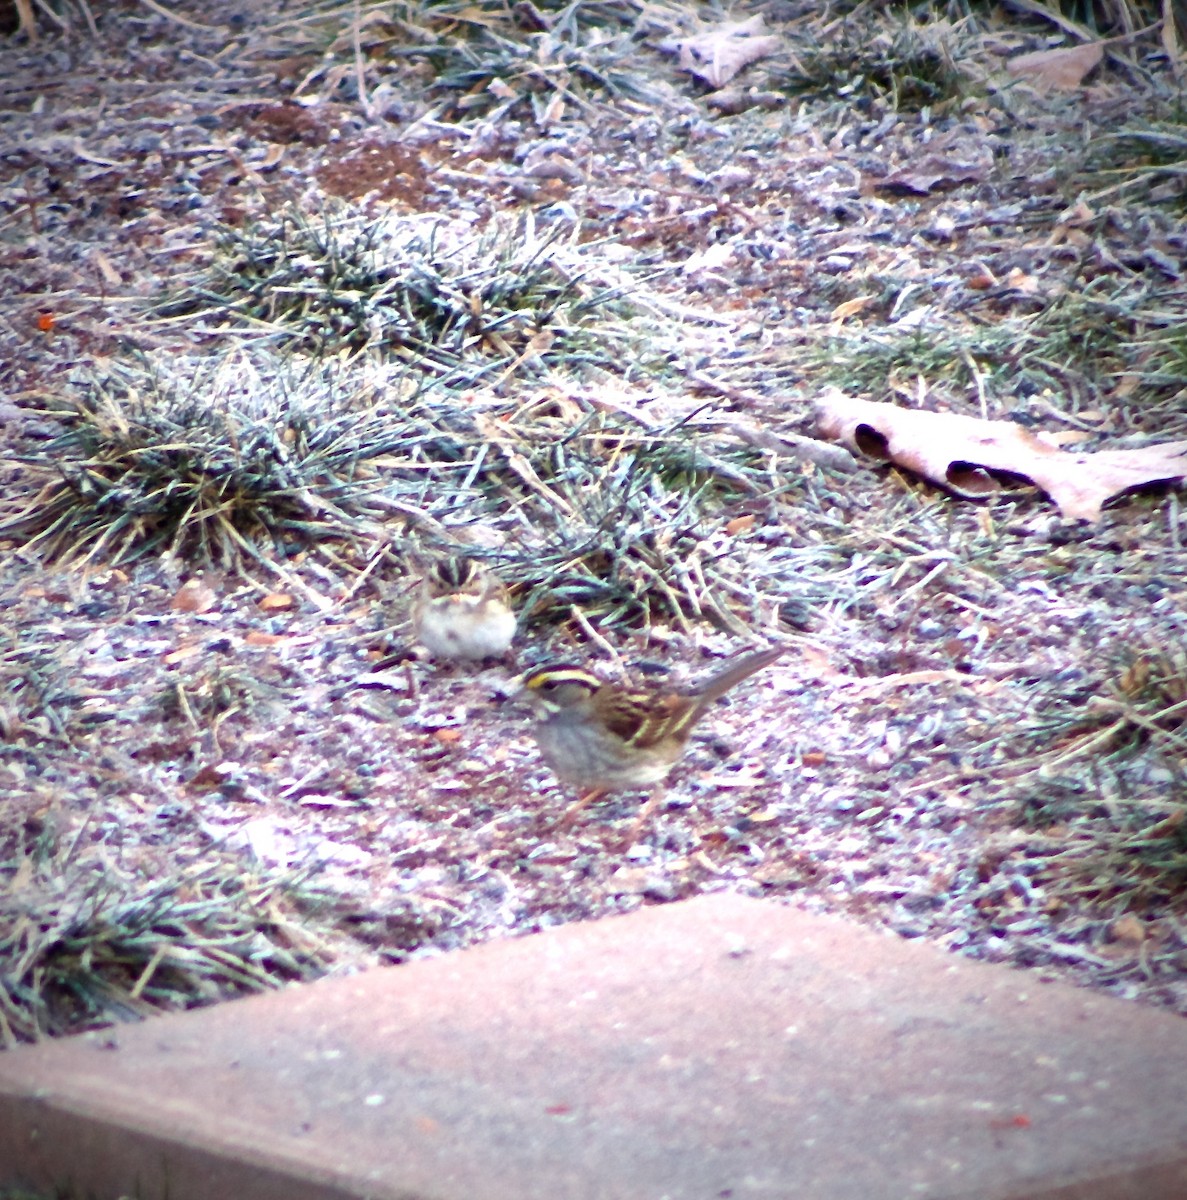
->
[2,0,1186,1043]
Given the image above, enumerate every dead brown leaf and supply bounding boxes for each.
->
[704,88,785,115]
[1004,267,1042,295]
[1109,914,1147,946]
[244,631,288,646]
[830,295,877,323]
[1006,42,1104,91]
[815,390,1187,522]
[171,579,217,613]
[724,513,756,536]
[186,763,225,792]
[880,154,989,195]
[675,16,781,89]
[258,592,295,611]
[163,644,201,665]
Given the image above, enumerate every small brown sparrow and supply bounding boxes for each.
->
[516,646,785,812]
[411,557,516,661]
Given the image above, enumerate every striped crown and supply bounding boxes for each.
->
[427,556,482,593]
[520,664,601,693]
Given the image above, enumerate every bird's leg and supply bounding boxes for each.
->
[556,788,606,829]
[623,787,665,846]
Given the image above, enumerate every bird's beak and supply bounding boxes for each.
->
[492,672,526,703]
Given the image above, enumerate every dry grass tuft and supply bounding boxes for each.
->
[157,206,640,384]
[1075,118,1187,212]
[1009,642,1187,913]
[0,350,810,636]
[0,855,329,1044]
[771,9,969,112]
[0,357,419,567]
[249,0,666,122]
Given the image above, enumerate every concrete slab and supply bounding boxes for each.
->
[0,894,1184,1200]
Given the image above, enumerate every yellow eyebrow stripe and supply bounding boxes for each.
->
[522,667,598,689]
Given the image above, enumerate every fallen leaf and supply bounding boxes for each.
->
[830,295,877,323]
[705,88,785,115]
[815,389,1187,522]
[163,644,201,665]
[682,241,735,275]
[675,16,781,89]
[1108,914,1146,946]
[1007,42,1104,91]
[258,592,294,611]
[725,513,756,535]
[171,579,217,613]
[1004,267,1041,294]
[879,153,989,195]
[244,630,287,646]
[186,765,223,791]
[433,728,463,743]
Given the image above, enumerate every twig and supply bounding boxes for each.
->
[138,0,218,31]
[728,420,858,472]
[568,604,625,671]
[218,519,336,613]
[352,0,373,119]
